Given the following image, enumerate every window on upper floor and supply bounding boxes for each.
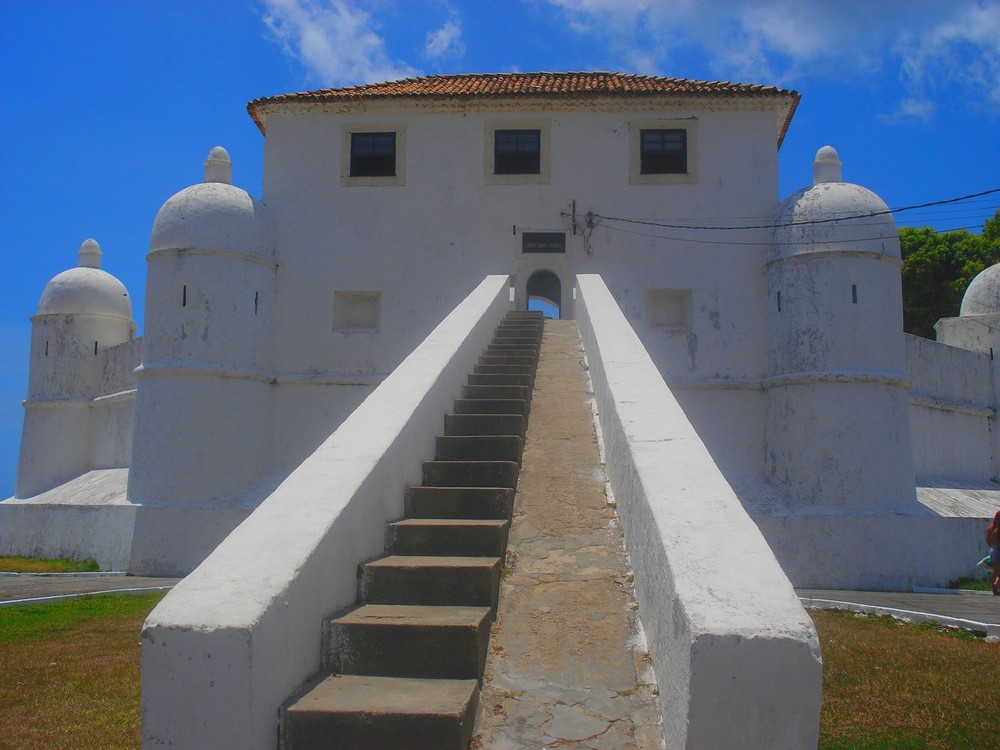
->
[350,132,396,177]
[341,124,406,186]
[485,121,551,185]
[630,119,697,185]
[640,129,687,175]
[494,129,541,175]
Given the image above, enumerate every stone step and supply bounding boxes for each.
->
[435,435,524,462]
[495,328,542,338]
[466,373,532,387]
[462,384,531,401]
[486,342,538,353]
[452,398,527,417]
[405,486,514,520]
[445,413,525,437]
[359,555,502,612]
[421,460,519,489]
[282,674,479,750]
[499,323,542,331]
[388,518,510,557]
[474,363,534,377]
[490,333,540,343]
[323,604,492,679]
[478,354,536,367]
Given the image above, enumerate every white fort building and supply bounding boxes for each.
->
[3,73,997,586]
[5,72,1000,750]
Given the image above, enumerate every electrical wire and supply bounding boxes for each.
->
[589,187,1000,233]
[598,222,987,248]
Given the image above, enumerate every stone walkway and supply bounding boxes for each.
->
[0,574,179,604]
[472,320,665,750]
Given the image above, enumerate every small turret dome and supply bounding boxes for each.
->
[960,263,1000,316]
[37,239,133,319]
[149,146,273,257]
[771,146,898,261]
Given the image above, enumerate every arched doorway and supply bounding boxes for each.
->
[526,270,561,319]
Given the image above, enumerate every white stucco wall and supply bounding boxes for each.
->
[260,98,780,481]
[141,275,511,750]
[576,273,821,750]
[936,313,1000,356]
[905,333,996,481]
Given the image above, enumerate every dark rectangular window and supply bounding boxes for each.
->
[640,129,687,174]
[494,129,541,175]
[350,132,396,177]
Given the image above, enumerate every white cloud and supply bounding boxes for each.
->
[542,0,1000,118]
[425,18,465,60]
[261,0,418,86]
[895,2,1000,110]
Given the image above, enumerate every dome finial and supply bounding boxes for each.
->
[204,146,233,184]
[813,145,842,185]
[78,238,102,269]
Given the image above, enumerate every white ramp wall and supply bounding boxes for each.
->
[141,275,511,750]
[576,274,822,750]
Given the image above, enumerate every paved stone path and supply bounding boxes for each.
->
[799,588,1000,628]
[0,574,179,604]
[472,320,665,750]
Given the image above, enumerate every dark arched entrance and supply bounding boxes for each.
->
[526,270,561,319]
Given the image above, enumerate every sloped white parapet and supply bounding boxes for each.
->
[576,274,822,750]
[141,275,511,750]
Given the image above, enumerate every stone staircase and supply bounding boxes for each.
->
[281,311,544,750]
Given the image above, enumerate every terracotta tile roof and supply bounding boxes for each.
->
[248,71,799,144]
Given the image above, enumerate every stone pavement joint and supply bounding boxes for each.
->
[471,319,666,750]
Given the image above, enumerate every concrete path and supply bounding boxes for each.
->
[0,574,179,605]
[799,588,1000,639]
[472,320,665,750]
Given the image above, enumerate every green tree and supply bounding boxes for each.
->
[899,209,1000,339]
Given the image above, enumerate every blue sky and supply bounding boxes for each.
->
[1,0,998,497]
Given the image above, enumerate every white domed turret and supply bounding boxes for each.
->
[765,146,915,514]
[935,261,1000,355]
[960,263,1000,316]
[130,147,277,513]
[772,146,899,264]
[17,240,136,497]
[149,146,272,258]
[37,239,133,320]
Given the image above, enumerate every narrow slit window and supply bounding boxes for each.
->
[851,284,858,304]
[45,341,48,356]
[94,341,98,355]
[494,129,541,175]
[182,285,187,307]
[777,291,782,312]
[350,132,396,177]
[254,291,259,315]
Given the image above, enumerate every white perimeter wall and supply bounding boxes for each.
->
[905,333,997,481]
[141,275,510,750]
[576,274,821,750]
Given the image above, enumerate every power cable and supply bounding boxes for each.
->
[589,187,1000,233]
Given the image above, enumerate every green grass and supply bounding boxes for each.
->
[956,579,992,591]
[0,555,100,573]
[812,609,999,750]
[0,592,165,644]
[0,591,167,750]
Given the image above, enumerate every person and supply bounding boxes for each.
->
[987,511,1000,596]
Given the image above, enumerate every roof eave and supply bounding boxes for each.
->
[248,89,801,140]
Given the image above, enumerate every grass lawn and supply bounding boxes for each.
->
[0,556,100,573]
[0,592,166,750]
[1,595,996,749]
[812,609,999,750]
